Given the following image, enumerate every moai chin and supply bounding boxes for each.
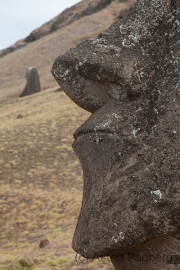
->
[52,0,180,269]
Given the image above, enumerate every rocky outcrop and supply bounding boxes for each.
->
[48,0,113,33]
[0,40,27,58]
[19,67,41,97]
[52,0,180,269]
[0,0,119,59]
[25,0,113,42]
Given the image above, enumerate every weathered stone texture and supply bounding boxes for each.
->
[52,0,180,268]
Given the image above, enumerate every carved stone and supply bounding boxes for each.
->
[52,0,180,269]
[20,67,41,97]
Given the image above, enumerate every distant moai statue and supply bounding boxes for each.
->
[19,67,41,97]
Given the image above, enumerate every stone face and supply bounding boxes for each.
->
[52,0,180,266]
[20,67,41,97]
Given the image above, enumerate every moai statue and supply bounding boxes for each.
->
[52,0,180,269]
[19,67,41,97]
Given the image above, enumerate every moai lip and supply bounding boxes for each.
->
[52,0,180,269]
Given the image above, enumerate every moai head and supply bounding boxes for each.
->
[52,0,180,268]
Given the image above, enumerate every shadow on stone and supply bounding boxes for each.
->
[19,67,41,97]
[52,0,180,269]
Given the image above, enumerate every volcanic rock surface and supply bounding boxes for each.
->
[52,0,180,269]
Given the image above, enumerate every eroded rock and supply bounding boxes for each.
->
[52,0,180,269]
[20,67,41,97]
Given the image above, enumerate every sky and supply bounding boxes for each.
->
[0,0,80,50]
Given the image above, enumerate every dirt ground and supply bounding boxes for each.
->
[0,88,114,270]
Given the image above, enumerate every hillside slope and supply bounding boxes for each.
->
[0,0,113,58]
[0,0,136,269]
[0,0,135,102]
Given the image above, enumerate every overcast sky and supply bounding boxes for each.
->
[0,0,80,50]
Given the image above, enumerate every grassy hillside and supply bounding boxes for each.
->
[0,0,135,102]
[0,89,114,269]
[0,0,136,269]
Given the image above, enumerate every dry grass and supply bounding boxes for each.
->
[0,89,114,269]
[0,0,136,102]
[0,1,137,268]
